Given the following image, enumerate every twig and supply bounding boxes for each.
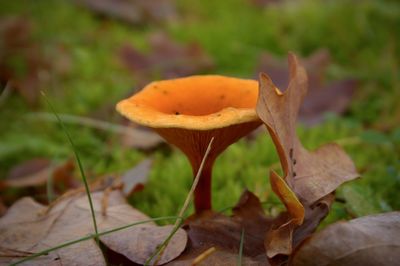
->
[237,228,245,266]
[176,137,215,225]
[192,247,216,265]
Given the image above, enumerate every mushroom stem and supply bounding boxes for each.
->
[190,158,215,213]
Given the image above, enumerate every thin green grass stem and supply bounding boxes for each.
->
[41,92,99,245]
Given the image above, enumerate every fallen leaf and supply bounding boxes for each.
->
[256,52,358,204]
[168,248,268,266]
[1,158,78,196]
[120,158,152,196]
[265,171,304,258]
[2,158,51,188]
[255,50,357,125]
[256,53,358,260]
[0,190,187,265]
[291,212,400,266]
[120,122,164,150]
[119,32,214,86]
[0,17,50,107]
[74,0,177,25]
[171,190,270,265]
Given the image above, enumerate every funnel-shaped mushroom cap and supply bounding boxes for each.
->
[117,75,261,213]
[117,75,260,130]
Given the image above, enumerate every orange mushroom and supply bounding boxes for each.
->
[117,75,261,214]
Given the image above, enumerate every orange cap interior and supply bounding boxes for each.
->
[117,75,260,130]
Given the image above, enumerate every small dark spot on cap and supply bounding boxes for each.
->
[175,111,180,115]
[219,94,225,100]
[217,114,221,117]
[162,90,168,95]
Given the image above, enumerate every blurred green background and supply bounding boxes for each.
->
[0,0,399,224]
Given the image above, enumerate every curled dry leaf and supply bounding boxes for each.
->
[256,52,359,204]
[265,171,304,257]
[256,53,358,259]
[0,190,187,265]
[291,212,400,266]
[256,50,358,125]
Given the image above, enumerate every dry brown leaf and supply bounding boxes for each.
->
[168,248,268,266]
[256,53,357,261]
[2,158,51,188]
[171,191,270,265]
[291,212,400,266]
[120,159,152,197]
[0,158,79,198]
[74,0,177,25]
[119,32,214,86]
[256,52,358,204]
[0,17,49,107]
[256,50,358,125]
[0,190,187,265]
[265,171,304,257]
[120,123,164,150]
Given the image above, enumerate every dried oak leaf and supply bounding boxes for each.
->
[256,53,358,259]
[291,212,400,266]
[0,190,187,265]
[169,190,270,265]
[256,50,358,125]
[256,52,358,205]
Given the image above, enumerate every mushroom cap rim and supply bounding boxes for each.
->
[116,100,260,130]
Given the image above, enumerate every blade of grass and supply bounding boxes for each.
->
[145,137,214,266]
[9,216,180,266]
[41,92,99,245]
[237,228,245,266]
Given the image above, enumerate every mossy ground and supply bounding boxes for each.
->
[0,0,399,225]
